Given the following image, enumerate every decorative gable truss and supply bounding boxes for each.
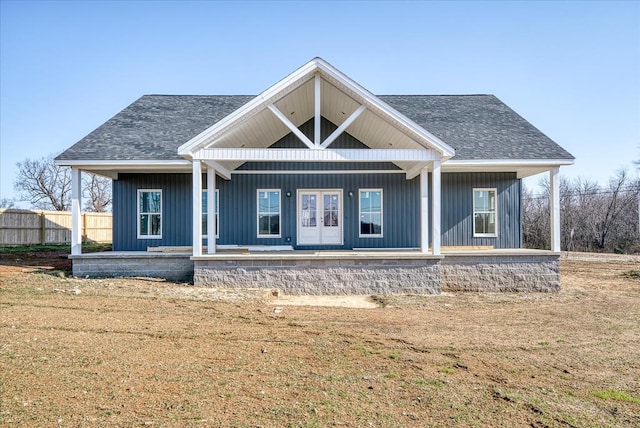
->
[179,58,455,180]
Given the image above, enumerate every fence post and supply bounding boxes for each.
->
[40,212,46,244]
[82,213,87,243]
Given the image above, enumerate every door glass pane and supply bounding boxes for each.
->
[324,194,339,227]
[301,194,317,227]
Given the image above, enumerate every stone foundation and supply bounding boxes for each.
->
[441,254,560,292]
[194,256,442,295]
[70,251,560,294]
[70,252,194,282]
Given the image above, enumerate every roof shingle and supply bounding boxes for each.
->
[56,94,574,162]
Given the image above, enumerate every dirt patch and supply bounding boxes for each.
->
[1,251,639,426]
[272,294,380,308]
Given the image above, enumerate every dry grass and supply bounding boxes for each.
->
[0,252,639,427]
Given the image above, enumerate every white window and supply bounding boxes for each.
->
[257,189,281,238]
[359,189,383,237]
[473,188,497,237]
[202,189,219,239]
[138,189,162,239]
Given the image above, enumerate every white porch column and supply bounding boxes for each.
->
[420,168,429,253]
[207,166,216,254]
[71,167,82,255]
[431,159,441,255]
[550,166,561,252]
[192,161,202,257]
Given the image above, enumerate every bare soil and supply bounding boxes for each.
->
[1,251,639,427]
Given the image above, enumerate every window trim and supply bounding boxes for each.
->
[256,189,281,238]
[202,189,219,239]
[473,188,498,238]
[358,188,383,238]
[137,189,162,239]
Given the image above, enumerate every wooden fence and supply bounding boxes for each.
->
[0,209,112,245]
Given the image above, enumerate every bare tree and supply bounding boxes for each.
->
[0,198,16,209]
[523,170,640,254]
[83,174,112,212]
[14,155,71,211]
[13,154,112,212]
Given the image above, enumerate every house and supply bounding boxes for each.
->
[55,58,574,294]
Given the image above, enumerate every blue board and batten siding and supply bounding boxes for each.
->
[113,174,194,251]
[441,172,522,248]
[112,171,521,251]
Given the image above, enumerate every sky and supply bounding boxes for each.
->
[1,0,639,206]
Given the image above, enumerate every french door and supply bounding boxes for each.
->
[297,190,342,245]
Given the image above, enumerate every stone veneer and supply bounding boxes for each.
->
[70,252,194,282]
[193,255,442,295]
[71,251,560,294]
[441,254,560,292]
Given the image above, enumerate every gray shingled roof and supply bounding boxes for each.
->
[56,94,574,161]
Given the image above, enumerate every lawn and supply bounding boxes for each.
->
[1,251,638,427]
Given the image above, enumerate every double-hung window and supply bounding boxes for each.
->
[202,189,219,238]
[138,189,162,239]
[359,189,383,237]
[257,189,280,238]
[473,188,497,237]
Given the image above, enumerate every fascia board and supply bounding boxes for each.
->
[54,159,192,167]
[444,159,575,167]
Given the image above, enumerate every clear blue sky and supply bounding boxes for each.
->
[1,0,638,205]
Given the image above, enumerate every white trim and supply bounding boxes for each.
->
[445,159,574,166]
[192,162,202,256]
[267,104,316,149]
[137,189,163,239]
[431,160,441,255]
[194,148,437,162]
[420,168,429,253]
[319,104,366,149]
[296,189,344,246]
[71,168,82,255]
[472,188,498,238]
[358,189,383,238]
[550,167,561,252]
[202,189,219,240]
[232,169,403,175]
[54,159,192,167]
[314,73,321,146]
[257,189,282,238]
[203,160,232,180]
[405,162,431,180]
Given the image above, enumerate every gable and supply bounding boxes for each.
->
[179,58,455,159]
